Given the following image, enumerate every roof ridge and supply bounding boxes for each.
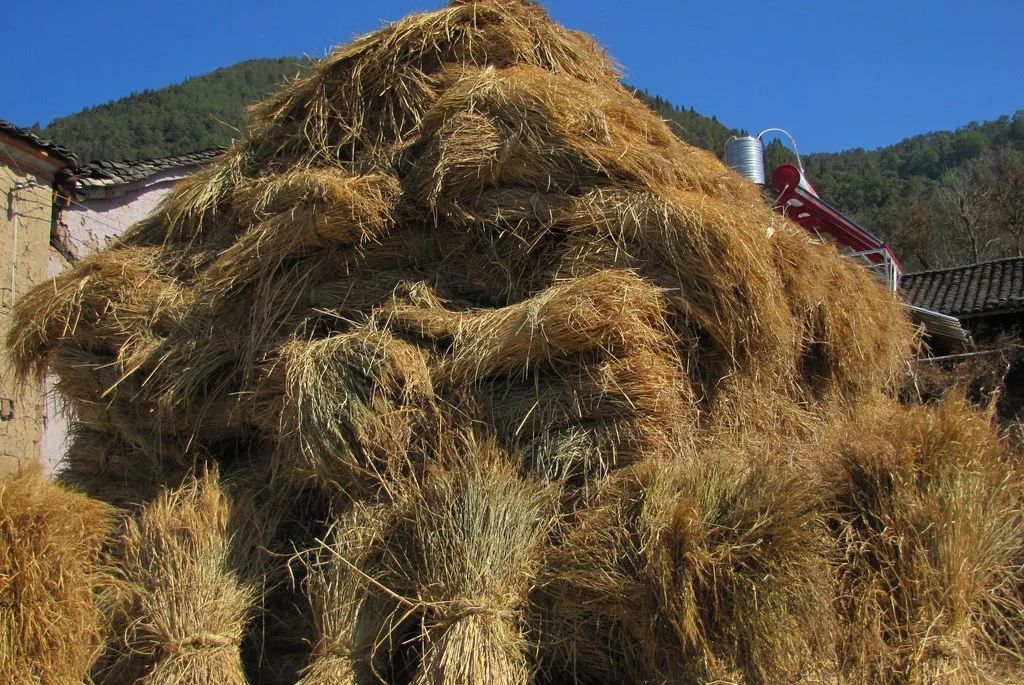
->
[0,119,79,166]
[901,256,1024,318]
[74,148,226,189]
[79,147,226,168]
[903,254,1024,278]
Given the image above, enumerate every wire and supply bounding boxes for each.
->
[2,143,41,307]
[0,144,31,179]
[4,191,131,262]
[60,195,135,244]
[7,189,18,307]
[2,141,137,257]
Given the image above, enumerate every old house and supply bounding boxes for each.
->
[901,257,1024,341]
[3,126,222,470]
[0,121,76,473]
[58,149,224,258]
[902,257,1024,416]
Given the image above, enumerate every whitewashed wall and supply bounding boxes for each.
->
[41,165,203,467]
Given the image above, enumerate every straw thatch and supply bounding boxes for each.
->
[5,0,1021,682]
[0,467,116,684]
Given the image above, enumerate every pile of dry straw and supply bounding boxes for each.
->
[3,1,1023,683]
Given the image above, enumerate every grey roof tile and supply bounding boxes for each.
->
[75,147,226,188]
[901,257,1024,317]
[0,119,78,166]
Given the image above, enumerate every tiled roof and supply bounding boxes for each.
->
[75,148,225,188]
[901,257,1024,318]
[0,119,78,166]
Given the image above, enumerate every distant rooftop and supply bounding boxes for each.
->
[901,257,1024,318]
[0,120,223,186]
[0,119,78,166]
[74,148,225,189]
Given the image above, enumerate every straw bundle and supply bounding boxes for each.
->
[833,396,1024,684]
[298,504,397,685]
[202,169,401,297]
[385,443,556,685]
[7,245,187,379]
[540,443,831,684]
[0,467,116,684]
[5,0,1021,681]
[482,346,693,484]
[259,327,435,493]
[100,469,258,685]
[244,0,618,171]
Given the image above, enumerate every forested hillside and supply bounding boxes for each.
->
[36,64,736,165]
[33,57,1024,271]
[801,114,1024,270]
[635,91,737,155]
[39,58,308,161]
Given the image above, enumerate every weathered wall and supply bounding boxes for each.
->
[58,169,191,259]
[0,144,60,474]
[36,168,197,466]
[40,248,71,472]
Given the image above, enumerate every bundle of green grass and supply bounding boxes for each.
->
[4,1,1023,683]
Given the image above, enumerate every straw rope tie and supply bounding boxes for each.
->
[162,632,237,655]
[313,635,357,660]
[432,599,516,628]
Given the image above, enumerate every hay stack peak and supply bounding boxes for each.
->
[11,1,1011,682]
[10,0,913,479]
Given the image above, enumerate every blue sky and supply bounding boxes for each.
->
[4,1,1022,153]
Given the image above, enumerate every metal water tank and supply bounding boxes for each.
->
[724,135,766,185]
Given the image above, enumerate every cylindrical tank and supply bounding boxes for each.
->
[724,135,766,185]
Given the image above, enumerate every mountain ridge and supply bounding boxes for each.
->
[32,57,1024,270]
[39,58,308,162]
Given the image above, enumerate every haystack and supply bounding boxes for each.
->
[7,1,914,470]
[0,467,116,684]
[6,0,1022,682]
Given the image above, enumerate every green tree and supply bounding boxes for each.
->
[40,58,309,161]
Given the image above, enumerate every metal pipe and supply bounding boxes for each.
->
[915,348,1019,364]
[757,128,805,173]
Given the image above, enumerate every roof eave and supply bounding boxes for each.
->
[0,131,75,172]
